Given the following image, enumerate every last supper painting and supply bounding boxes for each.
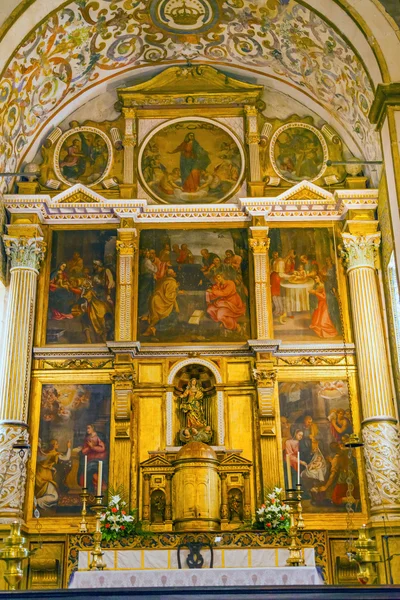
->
[139,119,244,204]
[269,227,342,342]
[138,228,250,343]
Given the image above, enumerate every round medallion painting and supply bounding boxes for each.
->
[54,126,112,187]
[139,118,244,204]
[270,123,328,183]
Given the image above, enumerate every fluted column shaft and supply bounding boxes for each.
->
[249,227,272,339]
[342,231,400,516]
[0,226,45,521]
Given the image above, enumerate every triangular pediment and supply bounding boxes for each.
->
[52,184,106,204]
[140,454,172,468]
[276,181,335,204]
[219,453,252,467]
[118,65,263,106]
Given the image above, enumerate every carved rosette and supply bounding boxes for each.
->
[3,236,46,272]
[341,232,381,272]
[362,420,400,512]
[0,424,29,522]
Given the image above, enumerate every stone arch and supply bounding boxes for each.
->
[166,358,224,447]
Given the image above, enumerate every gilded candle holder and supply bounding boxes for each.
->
[89,495,106,570]
[285,487,305,567]
[79,487,89,534]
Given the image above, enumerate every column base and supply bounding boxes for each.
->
[0,423,29,523]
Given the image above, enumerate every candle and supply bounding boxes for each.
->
[83,455,87,489]
[286,454,292,489]
[97,461,103,496]
[297,451,301,485]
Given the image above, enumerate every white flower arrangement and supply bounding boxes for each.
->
[254,487,290,532]
[99,490,138,542]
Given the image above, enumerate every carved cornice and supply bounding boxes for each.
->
[3,235,46,272]
[341,232,381,272]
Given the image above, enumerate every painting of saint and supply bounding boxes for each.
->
[55,127,111,187]
[138,228,250,343]
[279,381,360,513]
[139,119,244,204]
[46,230,116,344]
[35,384,111,516]
[271,125,327,183]
[269,227,342,342]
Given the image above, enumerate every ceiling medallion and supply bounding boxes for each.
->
[150,0,219,34]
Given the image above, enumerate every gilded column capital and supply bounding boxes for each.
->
[249,236,270,253]
[3,235,46,272]
[116,239,137,255]
[252,368,276,388]
[340,232,381,272]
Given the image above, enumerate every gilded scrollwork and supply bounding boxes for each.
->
[362,421,400,510]
[43,358,113,370]
[0,425,30,521]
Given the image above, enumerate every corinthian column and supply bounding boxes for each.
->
[0,224,46,521]
[341,228,400,517]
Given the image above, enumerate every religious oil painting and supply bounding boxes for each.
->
[269,227,342,342]
[138,228,250,343]
[46,229,117,344]
[139,118,244,204]
[270,124,327,183]
[279,380,360,514]
[54,126,112,187]
[35,384,111,516]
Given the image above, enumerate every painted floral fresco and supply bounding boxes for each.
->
[46,230,116,344]
[269,227,342,342]
[0,0,378,191]
[35,384,111,516]
[138,228,250,342]
[279,380,360,513]
[140,120,242,204]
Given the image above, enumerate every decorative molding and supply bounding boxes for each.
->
[0,424,29,521]
[34,346,113,360]
[42,358,113,369]
[277,356,348,366]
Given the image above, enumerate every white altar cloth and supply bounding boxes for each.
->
[69,566,323,588]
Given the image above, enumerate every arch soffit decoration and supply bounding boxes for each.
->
[0,0,394,187]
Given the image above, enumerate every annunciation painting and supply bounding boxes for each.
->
[279,380,360,513]
[138,228,250,343]
[139,118,244,204]
[270,123,327,183]
[35,384,111,516]
[46,230,116,344]
[54,126,112,187]
[269,227,342,342]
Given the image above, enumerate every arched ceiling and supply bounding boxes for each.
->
[0,0,397,187]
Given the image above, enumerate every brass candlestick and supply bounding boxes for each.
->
[285,488,305,567]
[89,496,106,570]
[79,488,89,534]
[0,521,31,590]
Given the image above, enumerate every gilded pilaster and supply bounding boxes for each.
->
[245,105,263,197]
[252,365,280,498]
[0,223,46,521]
[121,108,137,197]
[116,220,137,342]
[249,226,272,340]
[341,226,400,516]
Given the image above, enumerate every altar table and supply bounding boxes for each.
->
[281,279,314,313]
[69,566,324,589]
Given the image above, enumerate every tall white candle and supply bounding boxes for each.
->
[97,461,103,496]
[83,455,87,489]
[297,452,301,485]
[286,454,292,489]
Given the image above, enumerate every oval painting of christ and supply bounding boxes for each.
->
[138,118,245,204]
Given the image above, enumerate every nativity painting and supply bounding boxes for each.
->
[139,119,244,204]
[138,228,250,343]
[35,384,111,516]
[46,229,116,344]
[269,227,342,342]
[279,380,360,513]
